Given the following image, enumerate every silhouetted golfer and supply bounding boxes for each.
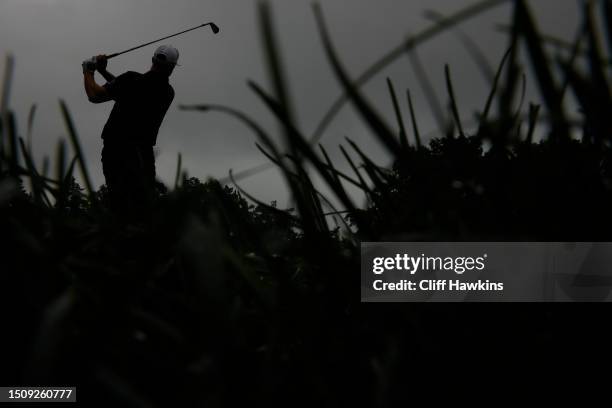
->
[82,45,177,220]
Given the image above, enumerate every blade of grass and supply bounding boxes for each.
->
[0,54,13,114]
[386,78,409,150]
[41,156,49,179]
[424,9,495,83]
[26,104,36,153]
[339,144,372,195]
[19,137,50,206]
[258,1,297,156]
[584,1,612,113]
[312,187,355,234]
[228,169,299,222]
[255,143,290,172]
[283,153,353,232]
[559,20,587,100]
[495,23,612,64]
[174,152,182,189]
[511,73,527,129]
[6,111,19,173]
[526,103,540,143]
[63,156,79,187]
[0,54,14,160]
[562,61,607,143]
[344,137,389,178]
[444,65,465,138]
[219,163,274,185]
[345,138,387,191]
[59,99,94,196]
[55,139,66,182]
[318,144,362,194]
[408,46,447,136]
[406,89,422,148]
[516,0,569,138]
[312,4,401,157]
[498,8,521,124]
[479,47,512,127]
[604,0,612,58]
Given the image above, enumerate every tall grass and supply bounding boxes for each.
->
[2,0,612,406]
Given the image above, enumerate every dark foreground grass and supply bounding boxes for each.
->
[2,0,612,406]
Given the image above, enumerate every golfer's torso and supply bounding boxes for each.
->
[101,71,174,146]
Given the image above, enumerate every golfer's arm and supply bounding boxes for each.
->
[98,69,115,82]
[83,72,111,103]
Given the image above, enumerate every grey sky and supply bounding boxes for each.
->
[0,0,578,205]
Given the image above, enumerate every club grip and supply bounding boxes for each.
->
[106,53,120,60]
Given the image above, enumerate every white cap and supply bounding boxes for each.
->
[153,45,179,66]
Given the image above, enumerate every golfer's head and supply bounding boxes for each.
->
[152,45,179,76]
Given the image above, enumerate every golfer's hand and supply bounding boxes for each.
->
[95,55,108,71]
[82,57,96,74]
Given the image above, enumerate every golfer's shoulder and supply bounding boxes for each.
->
[118,71,141,78]
[114,71,142,84]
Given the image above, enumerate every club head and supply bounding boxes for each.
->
[210,23,220,34]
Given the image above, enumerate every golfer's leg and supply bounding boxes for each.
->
[101,143,122,212]
[103,142,136,218]
[133,146,156,214]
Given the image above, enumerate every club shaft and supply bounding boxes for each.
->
[107,22,215,59]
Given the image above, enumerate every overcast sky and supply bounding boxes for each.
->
[0,0,579,205]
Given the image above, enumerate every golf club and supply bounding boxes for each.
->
[106,22,220,59]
